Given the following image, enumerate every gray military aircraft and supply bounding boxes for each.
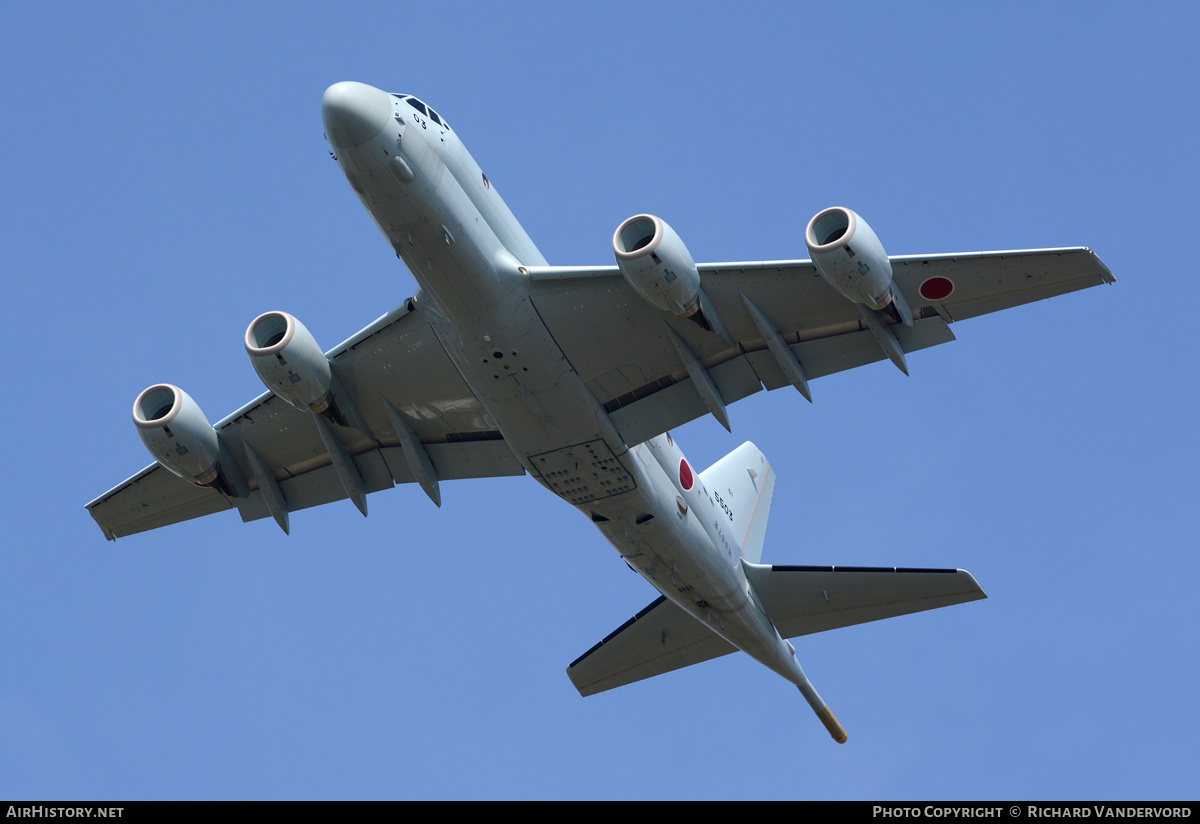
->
[87,82,1113,743]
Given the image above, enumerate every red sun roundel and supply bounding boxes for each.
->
[919,276,955,301]
[679,458,694,490]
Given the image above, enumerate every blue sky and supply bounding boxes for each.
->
[2,0,1197,800]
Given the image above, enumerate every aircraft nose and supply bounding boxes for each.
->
[322,82,392,148]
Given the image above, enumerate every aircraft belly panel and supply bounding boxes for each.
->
[527,440,636,506]
[338,139,620,465]
[424,297,629,480]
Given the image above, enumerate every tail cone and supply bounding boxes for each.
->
[816,705,848,744]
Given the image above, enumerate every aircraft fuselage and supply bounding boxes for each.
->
[322,82,823,705]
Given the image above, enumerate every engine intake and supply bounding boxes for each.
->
[245,311,333,412]
[133,384,221,484]
[805,207,895,311]
[612,214,701,317]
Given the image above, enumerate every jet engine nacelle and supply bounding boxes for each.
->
[612,214,701,317]
[805,207,896,310]
[245,311,333,413]
[133,384,222,484]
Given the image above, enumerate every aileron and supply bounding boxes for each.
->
[86,466,232,541]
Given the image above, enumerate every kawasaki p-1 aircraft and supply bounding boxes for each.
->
[87,82,1113,743]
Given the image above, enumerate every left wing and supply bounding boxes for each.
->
[527,248,1112,445]
[87,301,525,540]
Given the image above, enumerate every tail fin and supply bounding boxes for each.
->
[699,441,775,564]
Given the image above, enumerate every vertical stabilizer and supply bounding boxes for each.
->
[699,442,775,564]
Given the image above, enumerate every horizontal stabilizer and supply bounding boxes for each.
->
[742,563,987,638]
[568,565,984,696]
[567,597,734,696]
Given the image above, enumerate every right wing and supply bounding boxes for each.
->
[567,566,985,696]
[86,300,525,540]
[528,248,1113,446]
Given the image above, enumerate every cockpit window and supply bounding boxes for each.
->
[389,94,448,130]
